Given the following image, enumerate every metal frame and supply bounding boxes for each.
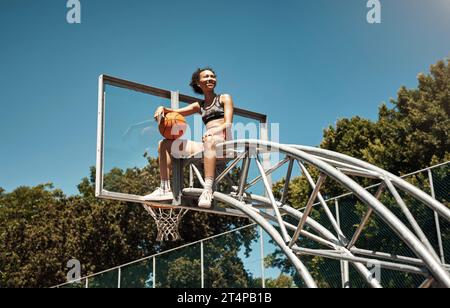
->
[181,139,450,288]
[59,158,449,288]
[95,74,269,217]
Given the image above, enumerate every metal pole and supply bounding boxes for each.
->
[153,257,156,288]
[260,121,273,194]
[428,169,445,264]
[419,278,434,288]
[171,91,181,204]
[117,267,121,288]
[95,76,105,197]
[245,157,290,190]
[347,184,385,249]
[335,199,350,288]
[171,90,180,109]
[384,178,440,261]
[85,277,89,288]
[191,164,205,187]
[299,161,347,244]
[281,158,294,204]
[351,247,431,266]
[172,158,184,206]
[238,148,251,200]
[293,247,428,276]
[255,156,290,242]
[201,241,205,288]
[216,151,247,184]
[258,206,339,249]
[289,174,327,247]
[189,164,194,188]
[260,226,266,288]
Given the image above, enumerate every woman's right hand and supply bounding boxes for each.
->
[154,106,165,122]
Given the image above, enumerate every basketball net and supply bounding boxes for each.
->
[143,204,188,241]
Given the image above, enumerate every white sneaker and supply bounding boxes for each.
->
[143,187,173,202]
[198,190,213,209]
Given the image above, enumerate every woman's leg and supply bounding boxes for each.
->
[199,134,225,208]
[158,139,174,181]
[143,139,175,200]
[160,138,204,179]
[145,138,203,201]
[203,134,228,177]
[203,135,217,178]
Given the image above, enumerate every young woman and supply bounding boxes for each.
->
[144,67,234,208]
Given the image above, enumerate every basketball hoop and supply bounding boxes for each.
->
[143,203,188,241]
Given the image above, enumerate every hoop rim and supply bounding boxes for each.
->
[142,201,179,210]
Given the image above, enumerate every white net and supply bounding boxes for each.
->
[143,205,188,241]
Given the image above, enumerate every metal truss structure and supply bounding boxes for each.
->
[169,139,450,288]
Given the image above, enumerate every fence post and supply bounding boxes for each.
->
[336,199,350,288]
[428,169,446,264]
[153,256,156,288]
[117,267,121,288]
[260,226,266,288]
[201,241,205,288]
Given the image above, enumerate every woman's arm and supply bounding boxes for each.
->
[222,94,234,131]
[155,102,201,120]
[167,102,201,117]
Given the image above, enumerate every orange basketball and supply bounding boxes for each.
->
[158,112,187,140]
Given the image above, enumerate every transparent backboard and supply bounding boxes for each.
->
[96,75,269,215]
[103,84,168,177]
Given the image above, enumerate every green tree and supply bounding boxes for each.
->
[322,59,450,174]
[264,274,295,288]
[0,156,256,288]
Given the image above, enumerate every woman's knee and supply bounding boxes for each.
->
[203,136,216,150]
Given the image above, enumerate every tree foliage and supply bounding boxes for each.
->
[322,59,449,174]
[0,157,256,288]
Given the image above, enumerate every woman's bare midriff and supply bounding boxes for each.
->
[206,118,232,140]
[173,118,233,159]
[205,118,225,130]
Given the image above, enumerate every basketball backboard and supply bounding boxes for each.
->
[96,74,270,217]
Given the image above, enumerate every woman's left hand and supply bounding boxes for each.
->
[202,131,213,142]
[202,128,222,142]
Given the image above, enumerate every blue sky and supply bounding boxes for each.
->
[1,0,450,195]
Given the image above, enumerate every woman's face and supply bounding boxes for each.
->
[198,70,217,94]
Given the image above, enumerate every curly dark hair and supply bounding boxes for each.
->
[190,67,217,95]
